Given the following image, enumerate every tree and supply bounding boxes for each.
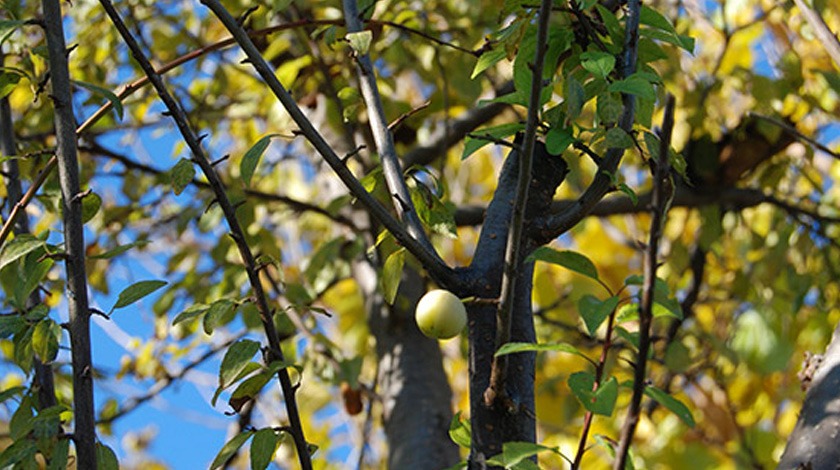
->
[0,0,838,469]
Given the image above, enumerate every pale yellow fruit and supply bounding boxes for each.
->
[415,289,467,340]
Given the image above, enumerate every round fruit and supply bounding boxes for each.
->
[415,289,467,340]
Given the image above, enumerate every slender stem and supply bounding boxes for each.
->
[95,2,313,467]
[342,0,436,251]
[41,0,97,467]
[200,0,457,289]
[572,305,619,468]
[484,0,553,406]
[613,94,675,469]
[535,0,642,242]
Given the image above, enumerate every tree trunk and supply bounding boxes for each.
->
[356,261,460,469]
[464,140,567,466]
[778,321,840,469]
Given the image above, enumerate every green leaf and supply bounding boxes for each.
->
[211,361,261,407]
[47,438,70,470]
[568,372,618,416]
[644,385,695,427]
[0,313,24,339]
[604,127,634,149]
[96,443,119,470]
[526,247,600,282]
[381,248,405,305]
[487,441,560,467]
[219,339,262,390]
[495,341,591,363]
[0,385,25,404]
[203,299,236,335]
[14,254,53,308]
[472,46,508,79]
[250,428,282,470]
[545,127,575,155]
[81,191,101,224]
[172,303,209,326]
[0,20,26,46]
[0,70,22,99]
[32,319,60,363]
[345,30,373,55]
[448,411,471,448]
[618,183,638,205]
[565,75,586,121]
[89,240,150,259]
[241,135,279,187]
[111,280,167,313]
[609,75,656,100]
[463,122,524,160]
[73,80,124,120]
[169,158,195,195]
[0,234,46,271]
[581,51,615,79]
[210,430,255,470]
[578,295,620,336]
[0,438,36,468]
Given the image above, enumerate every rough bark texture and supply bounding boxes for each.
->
[777,322,840,469]
[356,261,460,469]
[464,140,567,466]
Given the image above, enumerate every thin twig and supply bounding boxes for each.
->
[483,0,553,407]
[98,332,246,425]
[200,0,457,289]
[42,0,97,467]
[96,2,313,467]
[614,94,676,469]
[748,112,840,161]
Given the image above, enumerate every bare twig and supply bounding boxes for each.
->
[96,2,313,467]
[749,112,840,161]
[42,0,97,467]
[483,0,553,407]
[98,332,246,425]
[614,94,676,469]
[200,0,456,288]
[80,141,360,229]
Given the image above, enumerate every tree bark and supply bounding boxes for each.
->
[778,321,840,469]
[464,140,567,466]
[356,261,460,469]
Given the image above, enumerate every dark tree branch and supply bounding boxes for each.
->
[200,0,457,289]
[749,112,840,161]
[96,2,313,467]
[80,141,360,229]
[342,0,438,254]
[42,1,97,467]
[0,70,58,414]
[614,94,675,469]
[484,0,553,408]
[533,0,642,243]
